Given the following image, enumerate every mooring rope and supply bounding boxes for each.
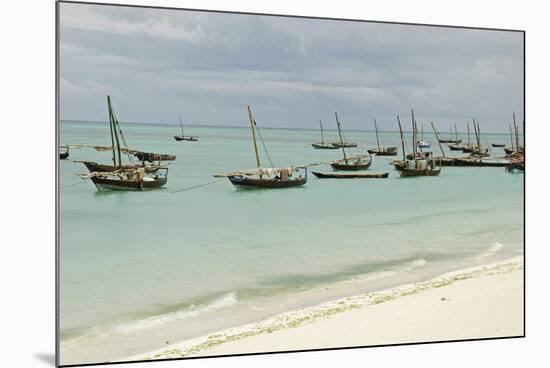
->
[170,178,224,193]
[60,180,88,189]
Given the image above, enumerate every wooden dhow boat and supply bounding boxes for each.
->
[174,117,198,141]
[79,96,169,191]
[367,118,398,156]
[216,106,307,189]
[392,110,441,177]
[311,120,339,149]
[77,99,175,174]
[330,112,371,171]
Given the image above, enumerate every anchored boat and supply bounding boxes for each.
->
[367,118,398,156]
[217,106,307,189]
[330,112,371,171]
[174,117,198,141]
[311,120,339,149]
[79,96,169,191]
[392,110,441,177]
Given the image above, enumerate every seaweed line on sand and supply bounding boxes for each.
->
[129,258,523,361]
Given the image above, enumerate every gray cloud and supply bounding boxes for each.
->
[59,2,524,132]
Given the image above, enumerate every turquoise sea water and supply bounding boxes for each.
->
[59,120,523,363]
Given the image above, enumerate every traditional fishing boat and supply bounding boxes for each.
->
[491,143,506,148]
[174,117,198,141]
[311,120,339,149]
[217,106,307,189]
[367,118,398,156]
[59,146,69,160]
[312,171,388,179]
[392,111,441,177]
[330,112,371,171]
[331,142,358,148]
[469,120,490,158]
[79,96,169,191]
[330,123,357,148]
[84,168,168,191]
[505,113,524,156]
[78,105,175,173]
[460,121,475,153]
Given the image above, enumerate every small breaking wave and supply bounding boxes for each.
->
[474,242,504,260]
[62,292,237,346]
[344,258,427,284]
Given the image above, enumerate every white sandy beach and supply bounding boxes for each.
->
[125,257,523,362]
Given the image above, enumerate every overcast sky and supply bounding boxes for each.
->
[59,2,523,132]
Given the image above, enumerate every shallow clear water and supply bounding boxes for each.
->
[59,120,523,363]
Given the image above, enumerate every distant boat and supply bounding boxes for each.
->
[80,96,169,191]
[59,145,69,160]
[331,142,358,148]
[174,117,198,141]
[491,143,506,148]
[392,110,441,177]
[416,124,431,149]
[330,112,371,171]
[460,121,475,153]
[469,119,490,158]
[311,120,339,149]
[367,118,398,156]
[219,106,307,189]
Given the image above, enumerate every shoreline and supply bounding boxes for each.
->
[124,256,523,362]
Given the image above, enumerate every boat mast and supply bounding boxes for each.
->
[431,122,446,157]
[472,119,478,149]
[247,105,261,169]
[411,109,417,159]
[421,124,424,141]
[107,95,122,167]
[319,120,325,144]
[374,118,381,150]
[467,121,470,146]
[179,117,184,137]
[107,95,117,166]
[454,124,458,141]
[476,120,482,150]
[509,124,515,151]
[335,112,347,162]
[397,115,406,162]
[513,113,519,151]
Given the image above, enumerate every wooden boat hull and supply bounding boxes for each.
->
[448,144,465,151]
[59,151,69,160]
[330,160,371,171]
[331,142,358,148]
[439,139,462,144]
[491,143,506,148]
[437,158,510,167]
[367,148,397,156]
[312,171,388,179]
[90,176,167,191]
[311,143,340,149]
[80,161,162,174]
[461,147,473,153]
[228,176,307,189]
[395,166,441,177]
[174,135,198,142]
